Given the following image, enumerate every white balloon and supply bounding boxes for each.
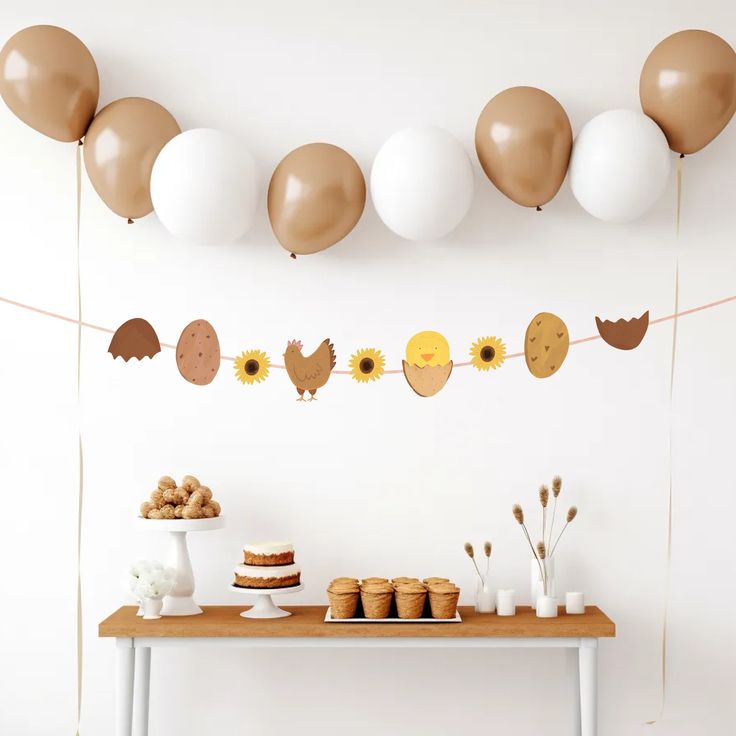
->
[370,125,474,240]
[151,128,259,245]
[570,109,671,223]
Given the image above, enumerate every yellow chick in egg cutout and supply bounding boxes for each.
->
[402,330,453,397]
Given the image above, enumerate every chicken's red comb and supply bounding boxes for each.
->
[287,339,303,350]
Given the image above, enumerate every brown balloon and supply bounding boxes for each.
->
[0,25,99,142]
[108,318,161,361]
[84,97,180,221]
[475,86,572,209]
[640,30,736,155]
[268,143,366,256]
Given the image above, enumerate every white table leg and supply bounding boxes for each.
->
[578,638,598,736]
[133,646,151,736]
[116,638,135,736]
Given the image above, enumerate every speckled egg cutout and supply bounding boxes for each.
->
[524,312,569,378]
[176,320,221,385]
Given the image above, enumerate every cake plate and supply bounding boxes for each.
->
[229,583,304,619]
[136,516,225,616]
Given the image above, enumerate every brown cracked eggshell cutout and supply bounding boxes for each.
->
[595,311,649,350]
[108,318,161,361]
[524,312,569,378]
[176,319,221,385]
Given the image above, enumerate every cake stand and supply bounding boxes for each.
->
[136,516,225,615]
[229,583,304,619]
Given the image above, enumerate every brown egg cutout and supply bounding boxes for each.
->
[524,312,569,379]
[108,318,161,361]
[402,361,453,397]
[176,320,221,385]
[595,311,649,350]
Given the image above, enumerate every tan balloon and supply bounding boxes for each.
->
[0,25,99,142]
[84,97,180,221]
[268,143,366,256]
[640,30,736,155]
[475,86,572,209]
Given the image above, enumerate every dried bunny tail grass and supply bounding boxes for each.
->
[552,476,562,497]
[512,504,524,524]
[465,542,484,584]
[536,540,547,560]
[550,507,579,557]
[484,541,492,558]
[539,485,549,508]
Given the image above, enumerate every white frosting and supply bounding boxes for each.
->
[243,541,294,555]
[234,563,300,579]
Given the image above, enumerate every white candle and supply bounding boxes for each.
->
[496,588,516,616]
[566,591,585,614]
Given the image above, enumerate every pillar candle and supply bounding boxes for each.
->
[566,591,585,614]
[496,588,516,616]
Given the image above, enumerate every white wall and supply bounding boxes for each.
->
[1,1,735,734]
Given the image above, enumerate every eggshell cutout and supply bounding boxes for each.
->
[595,311,649,350]
[402,360,453,397]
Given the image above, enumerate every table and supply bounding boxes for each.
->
[99,605,615,736]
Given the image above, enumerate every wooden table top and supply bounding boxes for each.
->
[99,605,615,638]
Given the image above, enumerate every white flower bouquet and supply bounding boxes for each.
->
[127,560,176,601]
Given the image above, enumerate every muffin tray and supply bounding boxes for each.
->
[324,607,462,623]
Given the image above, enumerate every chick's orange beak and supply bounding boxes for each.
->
[421,353,435,362]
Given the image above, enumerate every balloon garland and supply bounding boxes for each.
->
[1,25,734,244]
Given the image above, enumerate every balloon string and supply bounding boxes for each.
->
[675,155,684,237]
[74,141,85,736]
[646,162,682,725]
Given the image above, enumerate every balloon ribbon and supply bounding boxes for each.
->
[647,157,682,725]
[75,141,85,736]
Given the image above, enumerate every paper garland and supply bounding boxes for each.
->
[107,309,645,394]
[9,292,736,396]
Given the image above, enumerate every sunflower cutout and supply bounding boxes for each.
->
[349,348,385,383]
[470,336,506,371]
[234,350,271,385]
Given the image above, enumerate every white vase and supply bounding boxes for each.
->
[530,556,556,609]
[474,580,495,613]
[142,597,164,620]
[536,595,558,618]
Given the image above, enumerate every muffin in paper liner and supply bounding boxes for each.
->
[395,586,427,618]
[360,584,394,618]
[327,587,360,619]
[428,584,460,619]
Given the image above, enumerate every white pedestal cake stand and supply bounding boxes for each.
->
[229,584,304,619]
[136,516,225,615]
